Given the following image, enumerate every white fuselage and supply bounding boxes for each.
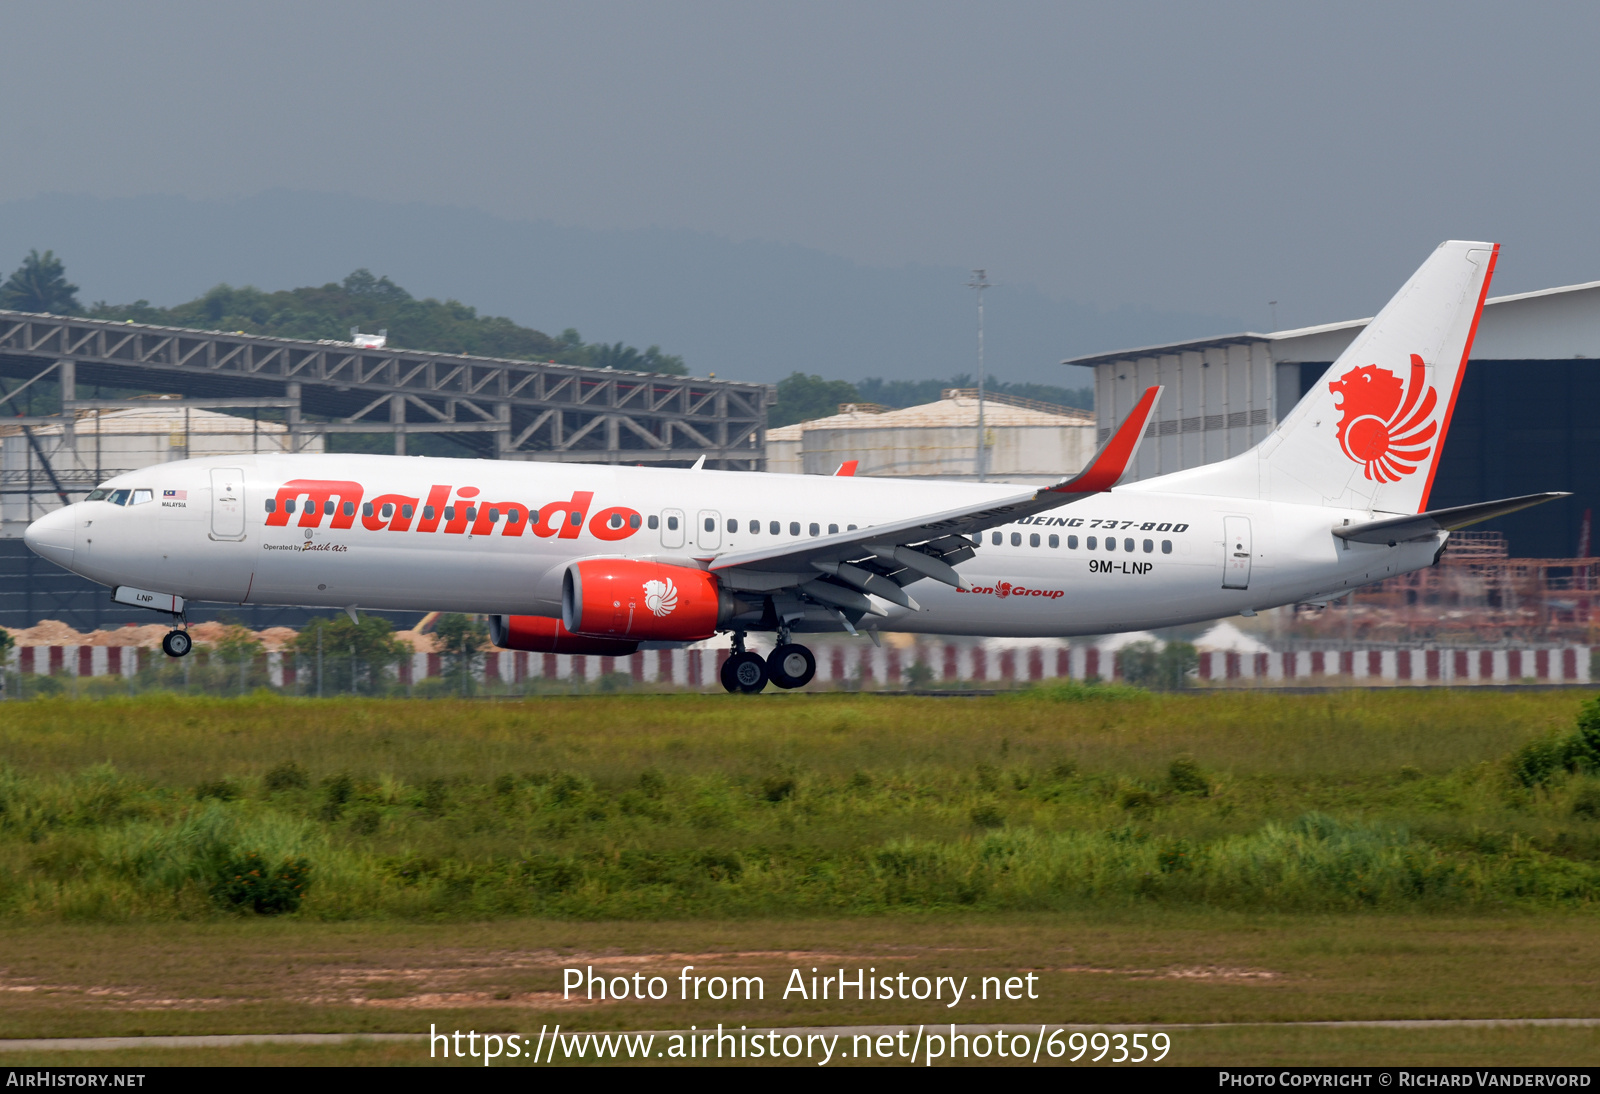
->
[25,452,1440,637]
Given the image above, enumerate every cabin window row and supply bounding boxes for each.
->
[713,519,858,535]
[991,530,1172,554]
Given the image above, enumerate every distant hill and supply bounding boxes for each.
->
[83,269,686,375]
[0,190,1243,387]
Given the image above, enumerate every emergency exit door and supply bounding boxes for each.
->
[1222,516,1252,589]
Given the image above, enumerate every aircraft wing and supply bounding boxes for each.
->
[1333,492,1570,546]
[705,387,1160,613]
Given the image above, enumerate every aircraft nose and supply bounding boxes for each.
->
[23,506,75,569]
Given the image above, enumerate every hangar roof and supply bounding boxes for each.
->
[1063,279,1600,368]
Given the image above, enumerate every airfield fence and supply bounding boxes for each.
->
[4,641,1590,690]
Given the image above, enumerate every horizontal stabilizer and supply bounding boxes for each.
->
[1333,492,1570,545]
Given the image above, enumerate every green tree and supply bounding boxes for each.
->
[0,250,80,314]
[209,625,264,693]
[854,374,1093,412]
[85,271,690,378]
[770,372,862,427]
[1574,697,1600,769]
[638,345,687,376]
[291,614,408,695]
[433,613,489,694]
[1117,640,1197,691]
[853,376,956,408]
[0,627,13,694]
[991,380,1094,412]
[585,341,687,375]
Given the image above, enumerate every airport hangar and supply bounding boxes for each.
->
[1070,280,1600,560]
[0,309,773,630]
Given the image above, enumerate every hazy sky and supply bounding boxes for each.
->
[4,1,1598,331]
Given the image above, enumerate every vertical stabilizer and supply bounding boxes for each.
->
[1150,240,1498,514]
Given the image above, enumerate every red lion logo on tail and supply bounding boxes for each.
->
[1327,354,1438,483]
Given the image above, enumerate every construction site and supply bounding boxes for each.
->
[1283,528,1600,649]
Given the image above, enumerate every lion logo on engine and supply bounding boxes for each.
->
[1327,353,1439,483]
[643,577,678,618]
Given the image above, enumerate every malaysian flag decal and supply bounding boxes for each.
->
[163,489,187,500]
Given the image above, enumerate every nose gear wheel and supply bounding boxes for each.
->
[161,630,192,658]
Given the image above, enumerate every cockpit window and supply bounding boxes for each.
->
[108,489,131,506]
[86,488,111,501]
[130,489,153,505]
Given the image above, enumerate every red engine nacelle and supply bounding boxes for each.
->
[488,614,640,655]
[562,559,727,641]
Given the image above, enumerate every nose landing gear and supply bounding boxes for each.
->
[159,608,192,658]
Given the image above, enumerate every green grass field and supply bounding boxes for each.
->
[3,688,1598,920]
[1,688,1597,1064]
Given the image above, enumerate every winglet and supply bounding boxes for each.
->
[1048,386,1162,494]
[834,460,859,477]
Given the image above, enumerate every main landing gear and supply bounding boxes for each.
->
[768,643,817,689]
[719,631,818,694]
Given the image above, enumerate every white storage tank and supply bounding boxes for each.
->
[768,390,1095,484]
[1,398,322,537]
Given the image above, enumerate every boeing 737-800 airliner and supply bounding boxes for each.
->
[22,241,1565,691]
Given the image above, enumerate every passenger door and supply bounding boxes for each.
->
[1222,515,1252,589]
[210,467,246,540]
[660,508,685,549]
[696,509,722,550]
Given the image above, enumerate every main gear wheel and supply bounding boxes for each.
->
[767,643,816,689]
[721,650,769,694]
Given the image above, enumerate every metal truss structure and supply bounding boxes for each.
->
[0,309,773,467]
